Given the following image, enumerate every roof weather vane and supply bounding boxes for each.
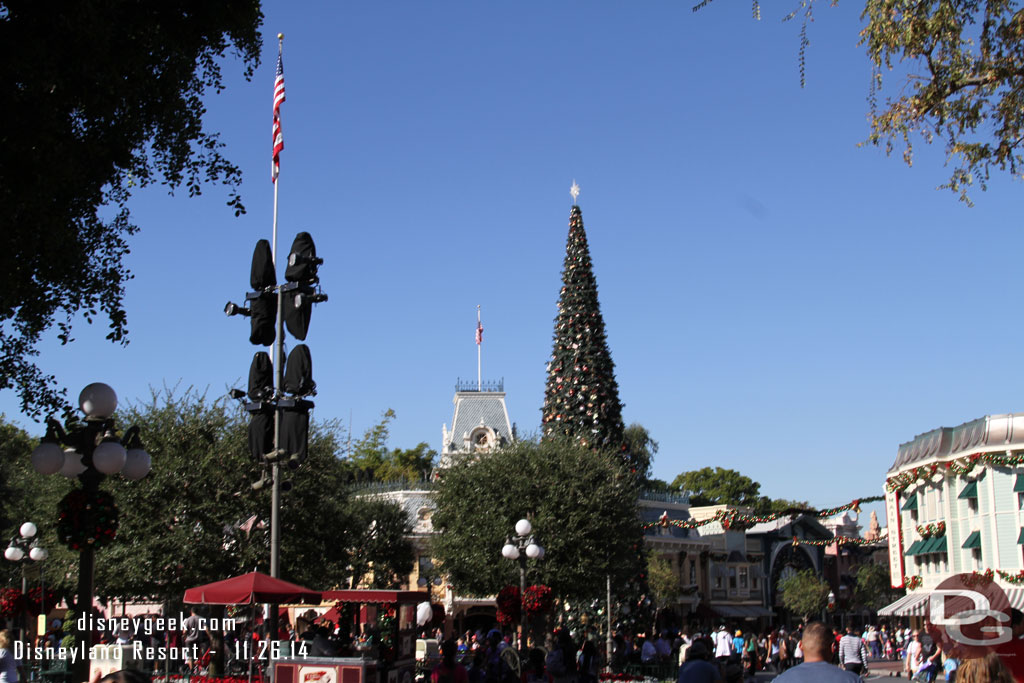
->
[570,180,580,204]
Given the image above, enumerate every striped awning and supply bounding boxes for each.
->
[878,592,928,616]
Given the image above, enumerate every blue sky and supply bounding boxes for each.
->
[4,1,1022,515]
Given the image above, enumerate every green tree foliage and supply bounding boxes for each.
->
[671,467,763,507]
[860,0,1024,202]
[347,409,438,482]
[778,568,830,621]
[0,391,414,602]
[623,423,658,484]
[431,439,643,600]
[0,2,263,418]
[542,206,627,458]
[345,498,415,589]
[853,562,896,611]
[707,0,1024,203]
[646,555,681,607]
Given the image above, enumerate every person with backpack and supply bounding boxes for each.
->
[433,639,470,683]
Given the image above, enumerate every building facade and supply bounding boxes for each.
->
[880,412,1024,618]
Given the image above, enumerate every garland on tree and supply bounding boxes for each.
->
[886,451,1024,492]
[916,522,946,538]
[57,489,119,551]
[644,496,885,532]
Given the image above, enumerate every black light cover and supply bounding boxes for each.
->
[284,288,313,340]
[281,403,310,464]
[247,406,274,462]
[283,344,315,396]
[248,292,276,346]
[251,239,276,290]
[247,352,274,401]
[284,232,320,283]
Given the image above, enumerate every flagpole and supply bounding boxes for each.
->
[268,32,284,652]
[477,305,482,391]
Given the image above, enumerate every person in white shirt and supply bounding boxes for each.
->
[714,626,734,667]
[904,631,923,678]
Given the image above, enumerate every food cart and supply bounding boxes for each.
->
[273,590,424,683]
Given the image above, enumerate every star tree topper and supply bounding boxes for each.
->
[570,180,580,204]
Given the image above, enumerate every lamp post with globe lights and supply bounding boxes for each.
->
[501,519,544,649]
[4,522,47,640]
[29,382,150,681]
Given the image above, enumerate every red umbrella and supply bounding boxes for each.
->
[183,571,321,605]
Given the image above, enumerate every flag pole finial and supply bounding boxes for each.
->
[278,33,284,40]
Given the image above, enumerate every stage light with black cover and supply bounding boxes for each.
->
[284,232,322,283]
[283,345,315,397]
[251,239,276,291]
[280,401,311,467]
[247,405,274,462]
[252,474,268,491]
[248,292,276,345]
[247,352,274,401]
[281,480,293,493]
[228,388,246,400]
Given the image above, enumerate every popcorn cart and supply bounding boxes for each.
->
[273,590,424,683]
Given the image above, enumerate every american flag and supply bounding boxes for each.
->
[272,50,285,182]
[476,319,483,345]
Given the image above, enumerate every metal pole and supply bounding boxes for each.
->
[477,306,481,391]
[519,551,526,650]
[606,574,613,665]
[268,57,284,645]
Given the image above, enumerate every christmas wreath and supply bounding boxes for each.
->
[0,587,24,618]
[496,585,521,627]
[57,489,119,551]
[523,584,553,616]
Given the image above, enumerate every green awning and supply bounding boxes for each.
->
[902,493,919,511]
[1017,528,1024,545]
[906,540,924,556]
[959,481,979,499]
[962,531,982,549]
[1015,475,1024,493]
[929,536,948,554]
[919,537,938,554]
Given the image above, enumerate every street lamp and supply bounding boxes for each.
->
[5,523,48,641]
[30,383,150,682]
[501,519,544,649]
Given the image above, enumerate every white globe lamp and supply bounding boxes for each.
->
[122,448,151,480]
[60,449,87,478]
[502,543,519,560]
[526,543,542,559]
[4,546,24,562]
[29,547,47,562]
[93,438,127,475]
[31,441,64,475]
[515,519,532,537]
[78,383,118,419]
[19,522,37,538]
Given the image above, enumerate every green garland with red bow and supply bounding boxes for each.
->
[887,452,1024,493]
[643,495,885,532]
[916,522,946,538]
[904,575,923,590]
[57,489,119,551]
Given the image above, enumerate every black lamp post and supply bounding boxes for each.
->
[30,383,150,682]
[501,519,544,650]
[4,522,47,641]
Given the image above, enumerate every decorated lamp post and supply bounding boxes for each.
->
[501,519,544,649]
[4,522,47,639]
[30,383,150,681]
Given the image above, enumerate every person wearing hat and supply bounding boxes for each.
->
[732,630,744,655]
[677,641,722,683]
[713,626,733,667]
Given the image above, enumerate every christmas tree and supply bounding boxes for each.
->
[542,204,625,453]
